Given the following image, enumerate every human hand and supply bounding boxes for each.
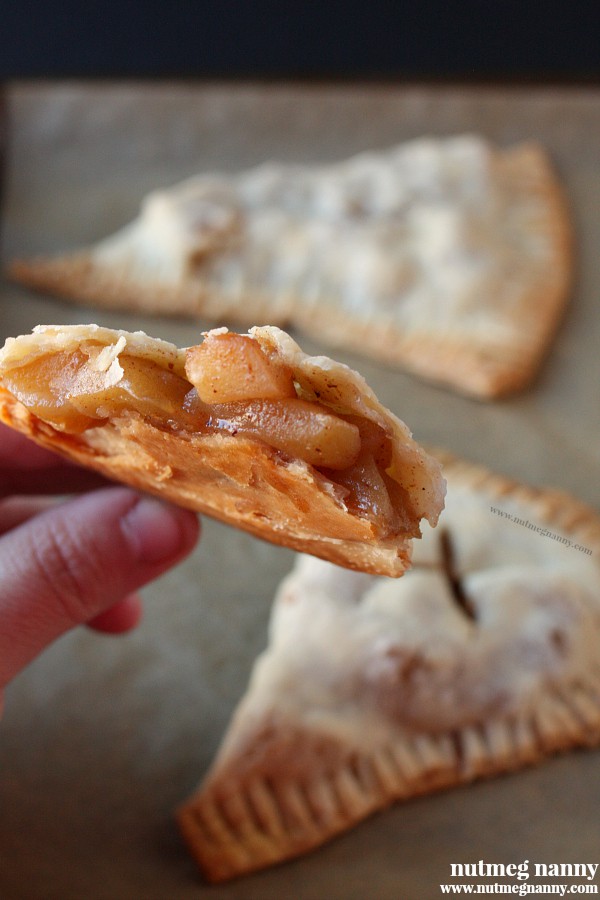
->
[0,422,200,712]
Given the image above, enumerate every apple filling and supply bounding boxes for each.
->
[1,332,415,533]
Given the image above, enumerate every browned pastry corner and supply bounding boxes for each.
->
[0,324,445,576]
[177,453,600,882]
[9,137,572,399]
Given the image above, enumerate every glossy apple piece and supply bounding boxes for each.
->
[201,397,361,470]
[186,332,296,403]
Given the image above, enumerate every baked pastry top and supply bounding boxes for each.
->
[0,324,444,576]
[178,453,600,882]
[9,136,571,398]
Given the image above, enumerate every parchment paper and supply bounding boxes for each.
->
[0,82,599,900]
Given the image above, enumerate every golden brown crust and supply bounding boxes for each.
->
[179,693,600,883]
[8,139,573,399]
[8,255,241,321]
[177,453,600,882]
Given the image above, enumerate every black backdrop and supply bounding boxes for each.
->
[2,0,599,81]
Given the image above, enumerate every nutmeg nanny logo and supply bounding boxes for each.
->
[449,862,598,881]
[439,859,599,895]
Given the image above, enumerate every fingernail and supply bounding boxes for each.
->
[120,497,196,566]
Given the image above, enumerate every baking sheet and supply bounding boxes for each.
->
[0,82,599,900]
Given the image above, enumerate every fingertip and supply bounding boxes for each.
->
[86,593,144,635]
[120,498,200,568]
[176,506,202,557]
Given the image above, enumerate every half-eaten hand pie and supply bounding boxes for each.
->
[177,452,600,882]
[8,136,571,398]
[0,324,444,575]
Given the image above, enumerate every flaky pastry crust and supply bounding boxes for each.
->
[9,137,572,398]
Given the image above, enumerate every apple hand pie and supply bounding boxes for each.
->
[0,324,444,576]
[178,453,600,882]
[8,136,571,398]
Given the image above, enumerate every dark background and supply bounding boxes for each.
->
[2,0,599,81]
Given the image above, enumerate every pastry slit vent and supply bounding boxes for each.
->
[439,529,477,622]
[0,329,422,538]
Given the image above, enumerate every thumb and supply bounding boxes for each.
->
[0,487,199,689]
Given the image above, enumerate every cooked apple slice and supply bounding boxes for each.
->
[186,331,296,403]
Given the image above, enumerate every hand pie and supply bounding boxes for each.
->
[8,136,570,398]
[177,453,600,882]
[0,324,444,575]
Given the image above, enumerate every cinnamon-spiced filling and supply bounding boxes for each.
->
[2,332,416,534]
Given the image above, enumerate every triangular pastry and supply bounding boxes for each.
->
[0,324,444,575]
[177,453,600,882]
[9,136,571,398]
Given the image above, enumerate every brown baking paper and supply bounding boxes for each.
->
[0,82,599,900]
